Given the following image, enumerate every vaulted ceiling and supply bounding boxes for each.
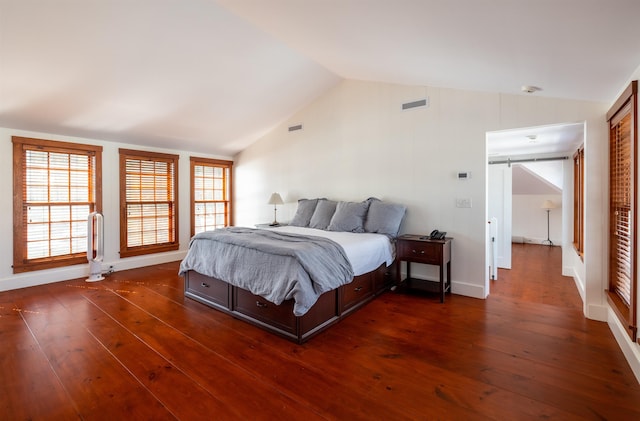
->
[2,0,640,156]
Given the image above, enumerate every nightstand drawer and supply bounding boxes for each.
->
[398,240,442,264]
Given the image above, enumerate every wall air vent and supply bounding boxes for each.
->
[288,124,303,132]
[401,98,429,111]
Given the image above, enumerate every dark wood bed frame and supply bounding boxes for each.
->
[184,263,394,343]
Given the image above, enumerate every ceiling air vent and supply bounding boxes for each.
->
[288,124,303,132]
[401,98,429,111]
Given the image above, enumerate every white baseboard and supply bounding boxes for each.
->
[607,307,640,384]
[568,266,586,304]
[586,303,608,322]
[397,272,486,300]
[518,237,560,246]
[0,250,187,292]
[451,280,486,299]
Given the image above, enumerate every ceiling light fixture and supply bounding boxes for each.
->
[521,85,542,94]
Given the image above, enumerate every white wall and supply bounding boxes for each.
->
[512,194,563,245]
[234,79,608,304]
[0,127,231,291]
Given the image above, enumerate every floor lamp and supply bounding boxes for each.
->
[541,199,556,246]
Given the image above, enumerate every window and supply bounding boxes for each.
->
[190,157,233,236]
[573,146,584,258]
[607,80,637,342]
[12,137,102,273]
[119,149,179,257]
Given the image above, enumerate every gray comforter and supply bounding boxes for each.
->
[178,227,354,315]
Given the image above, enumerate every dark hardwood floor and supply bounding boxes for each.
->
[2,243,640,420]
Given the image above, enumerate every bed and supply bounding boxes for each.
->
[179,197,406,343]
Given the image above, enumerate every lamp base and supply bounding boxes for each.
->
[542,209,553,246]
[86,260,105,282]
[269,222,280,227]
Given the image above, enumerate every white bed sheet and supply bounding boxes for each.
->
[266,225,395,276]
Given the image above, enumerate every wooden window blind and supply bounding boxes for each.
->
[119,149,179,257]
[607,80,637,342]
[573,147,584,258]
[12,137,102,273]
[190,157,233,236]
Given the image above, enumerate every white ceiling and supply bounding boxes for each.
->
[487,122,584,159]
[487,123,582,193]
[1,0,639,156]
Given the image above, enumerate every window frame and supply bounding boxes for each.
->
[12,136,103,273]
[190,157,233,236]
[606,80,638,343]
[573,146,584,258]
[119,149,179,258]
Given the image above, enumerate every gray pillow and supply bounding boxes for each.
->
[289,198,319,227]
[364,199,407,237]
[327,201,369,233]
[309,199,337,230]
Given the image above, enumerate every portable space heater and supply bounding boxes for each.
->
[86,211,104,282]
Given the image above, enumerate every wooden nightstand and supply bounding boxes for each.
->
[395,234,452,302]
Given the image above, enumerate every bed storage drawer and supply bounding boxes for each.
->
[233,289,297,334]
[183,264,386,343]
[373,263,394,293]
[341,272,374,313]
[185,271,230,309]
[299,290,339,338]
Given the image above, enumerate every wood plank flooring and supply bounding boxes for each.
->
[2,243,640,420]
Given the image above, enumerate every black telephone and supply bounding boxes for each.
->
[429,229,446,240]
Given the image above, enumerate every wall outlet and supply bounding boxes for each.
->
[456,198,472,208]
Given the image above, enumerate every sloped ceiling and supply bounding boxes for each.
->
[512,163,562,195]
[0,0,340,155]
[1,0,640,156]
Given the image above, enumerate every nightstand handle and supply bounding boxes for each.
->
[256,301,268,308]
[412,249,425,255]
[201,282,210,288]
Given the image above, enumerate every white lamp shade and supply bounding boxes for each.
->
[268,193,284,205]
[541,199,556,209]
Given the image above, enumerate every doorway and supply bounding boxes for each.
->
[486,122,585,295]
